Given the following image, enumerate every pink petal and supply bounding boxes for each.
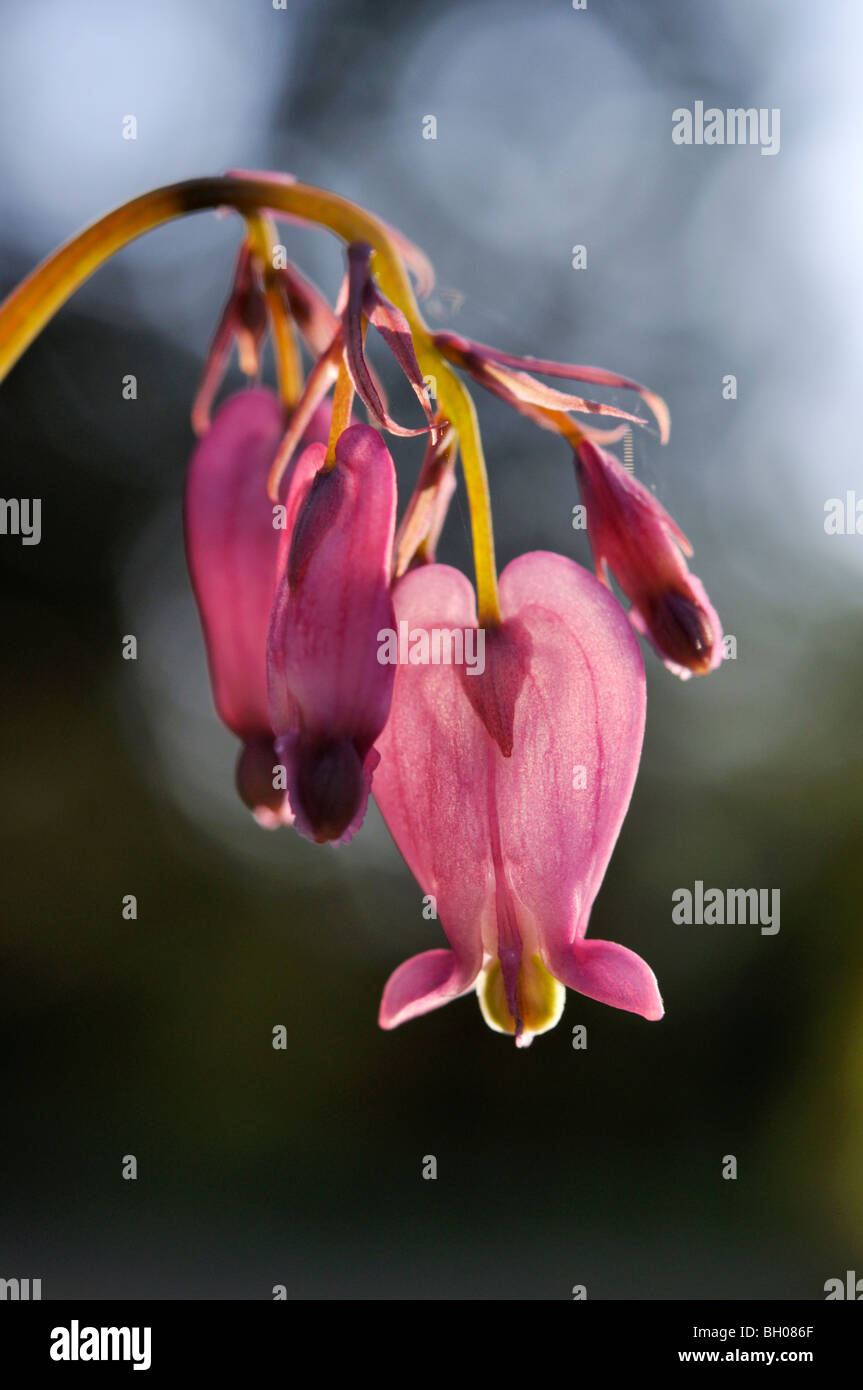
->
[373,564,497,967]
[184,388,288,739]
[267,423,398,843]
[493,552,646,939]
[379,949,482,1030]
[342,243,430,438]
[471,358,661,433]
[544,937,664,1020]
[435,332,670,443]
[276,260,340,357]
[191,312,237,437]
[363,282,435,426]
[577,438,692,554]
[373,552,656,1033]
[184,386,330,739]
[575,440,723,677]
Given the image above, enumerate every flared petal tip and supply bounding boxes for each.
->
[379,949,478,1030]
[547,937,664,1021]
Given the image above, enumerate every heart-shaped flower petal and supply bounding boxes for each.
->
[373,550,662,1045]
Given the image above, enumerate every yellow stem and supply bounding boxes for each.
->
[325,359,355,472]
[425,361,500,625]
[0,175,501,623]
[245,211,303,412]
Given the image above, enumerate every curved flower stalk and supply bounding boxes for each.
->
[0,171,724,1044]
[373,552,661,1046]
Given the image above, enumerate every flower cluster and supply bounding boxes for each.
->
[0,173,723,1047]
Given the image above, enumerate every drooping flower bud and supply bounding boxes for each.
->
[183,388,330,825]
[267,423,397,844]
[574,438,722,678]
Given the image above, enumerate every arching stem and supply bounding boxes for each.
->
[0,175,502,623]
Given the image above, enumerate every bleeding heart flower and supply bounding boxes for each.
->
[267,423,397,845]
[0,169,723,1048]
[575,438,723,679]
[373,550,663,1046]
[183,388,330,825]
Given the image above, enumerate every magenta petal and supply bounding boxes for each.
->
[184,388,330,825]
[466,357,660,432]
[374,551,656,1038]
[342,243,430,438]
[184,388,287,739]
[545,937,664,1020]
[493,552,646,933]
[267,423,398,843]
[372,564,496,969]
[575,439,723,678]
[434,332,670,443]
[276,259,340,357]
[275,735,378,846]
[379,949,481,1030]
[363,281,435,426]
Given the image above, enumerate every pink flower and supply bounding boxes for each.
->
[373,551,662,1046]
[183,388,329,825]
[575,438,723,679]
[267,423,397,845]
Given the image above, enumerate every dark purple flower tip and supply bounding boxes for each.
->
[643,588,720,677]
[292,737,368,845]
[235,737,290,830]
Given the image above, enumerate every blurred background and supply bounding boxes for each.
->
[0,0,860,1299]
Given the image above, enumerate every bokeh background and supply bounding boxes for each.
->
[1,0,860,1299]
